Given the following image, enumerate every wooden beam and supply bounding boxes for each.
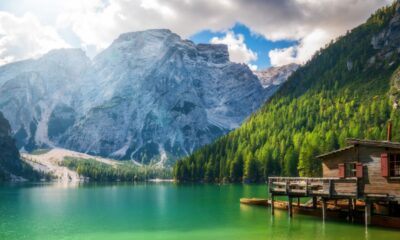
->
[271,193,275,216]
[312,197,317,209]
[365,201,372,226]
[285,180,289,194]
[347,138,400,149]
[348,198,353,222]
[288,197,293,218]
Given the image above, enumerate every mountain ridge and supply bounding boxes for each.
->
[0,29,290,165]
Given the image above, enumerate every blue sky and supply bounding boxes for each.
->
[190,23,297,69]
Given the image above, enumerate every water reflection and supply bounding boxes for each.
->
[0,183,399,240]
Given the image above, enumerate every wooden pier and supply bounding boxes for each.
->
[268,177,369,223]
[240,196,400,228]
[266,176,400,228]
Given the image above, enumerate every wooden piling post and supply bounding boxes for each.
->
[365,201,372,226]
[312,196,317,209]
[348,198,353,221]
[271,193,275,215]
[322,198,327,221]
[288,196,293,218]
[298,197,301,206]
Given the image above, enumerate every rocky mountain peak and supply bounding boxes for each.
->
[116,29,175,41]
[196,43,229,64]
[371,1,400,52]
[0,29,280,166]
[254,63,299,88]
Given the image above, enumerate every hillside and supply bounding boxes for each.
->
[174,2,400,182]
[0,112,40,181]
[22,148,170,182]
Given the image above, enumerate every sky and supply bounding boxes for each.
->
[0,0,393,70]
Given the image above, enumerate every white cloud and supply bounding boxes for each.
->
[140,0,176,18]
[248,64,258,71]
[210,31,257,68]
[0,0,393,65]
[0,11,69,65]
[55,0,237,50]
[54,0,391,66]
[269,28,330,66]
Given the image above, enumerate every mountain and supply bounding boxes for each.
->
[0,49,90,151]
[254,64,299,88]
[0,29,274,166]
[0,112,21,180]
[174,2,400,182]
[0,112,40,181]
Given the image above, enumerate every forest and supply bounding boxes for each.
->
[0,113,45,182]
[174,3,400,183]
[60,157,172,181]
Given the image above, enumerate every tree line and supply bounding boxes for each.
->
[61,157,172,181]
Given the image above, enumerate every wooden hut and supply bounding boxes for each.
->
[268,123,400,226]
[318,138,400,201]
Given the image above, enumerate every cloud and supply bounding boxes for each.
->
[0,0,393,65]
[247,64,258,71]
[210,31,257,68]
[269,28,330,66]
[262,0,392,66]
[56,0,237,50]
[0,11,69,65]
[54,0,391,66]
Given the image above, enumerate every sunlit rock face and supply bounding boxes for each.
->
[254,63,299,88]
[0,29,275,166]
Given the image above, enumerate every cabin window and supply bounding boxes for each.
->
[338,162,361,178]
[345,163,357,177]
[389,153,400,177]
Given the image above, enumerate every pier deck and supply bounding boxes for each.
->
[268,177,358,198]
[268,177,360,220]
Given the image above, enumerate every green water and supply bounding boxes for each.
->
[0,183,399,240]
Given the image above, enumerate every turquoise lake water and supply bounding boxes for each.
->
[0,183,399,240]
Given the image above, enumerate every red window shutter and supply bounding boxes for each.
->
[338,163,345,178]
[381,153,389,177]
[356,163,363,178]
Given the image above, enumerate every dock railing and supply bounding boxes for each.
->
[268,177,358,198]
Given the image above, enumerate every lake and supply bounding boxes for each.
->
[0,183,399,240]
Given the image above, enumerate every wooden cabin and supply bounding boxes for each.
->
[268,123,400,226]
[318,138,400,202]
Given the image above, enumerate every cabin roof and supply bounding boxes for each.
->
[346,138,400,149]
[316,138,400,159]
[316,145,355,159]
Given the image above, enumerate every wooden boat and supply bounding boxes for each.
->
[240,198,269,206]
